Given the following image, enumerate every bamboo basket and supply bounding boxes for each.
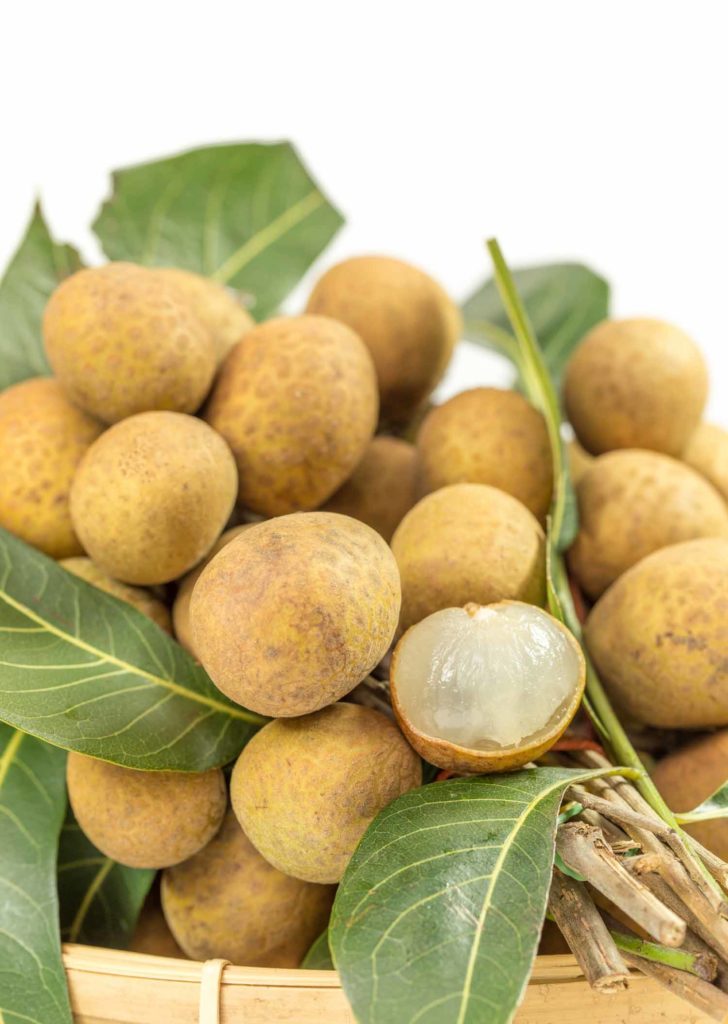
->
[63,944,712,1023]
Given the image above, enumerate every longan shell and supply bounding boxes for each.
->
[306,256,460,422]
[391,483,546,632]
[569,450,728,598]
[0,378,103,558]
[683,423,728,503]
[130,888,186,959]
[230,703,422,884]
[60,556,172,633]
[652,731,728,862]
[66,753,226,869]
[322,435,420,542]
[563,318,708,456]
[567,439,593,486]
[584,538,728,728]
[43,263,217,423]
[417,388,553,520]
[70,411,237,585]
[161,811,334,967]
[189,512,401,716]
[152,267,254,363]
[204,315,378,516]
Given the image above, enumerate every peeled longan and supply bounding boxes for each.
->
[205,315,378,516]
[0,378,102,558]
[66,753,226,869]
[70,411,237,585]
[306,256,460,423]
[61,557,172,634]
[161,811,334,966]
[322,435,420,542]
[569,450,728,598]
[683,423,728,503]
[230,703,422,883]
[563,318,708,456]
[44,262,217,423]
[391,483,546,632]
[190,512,400,717]
[416,388,553,520]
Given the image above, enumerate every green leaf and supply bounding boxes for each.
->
[0,528,264,770]
[57,809,155,948]
[93,141,343,320]
[330,765,622,1024]
[302,930,335,970]
[462,262,609,386]
[0,724,72,1024]
[677,779,728,824]
[0,204,82,391]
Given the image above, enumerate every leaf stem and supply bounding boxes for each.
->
[611,931,713,978]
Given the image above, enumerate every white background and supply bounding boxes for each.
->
[2,0,726,423]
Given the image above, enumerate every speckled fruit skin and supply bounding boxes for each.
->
[230,703,422,884]
[204,315,378,516]
[66,753,226,869]
[417,388,553,520]
[322,436,420,542]
[172,525,251,656]
[0,378,103,558]
[391,483,546,632]
[390,602,585,774]
[306,256,461,423]
[70,411,237,585]
[189,512,401,717]
[60,557,172,634]
[684,423,728,503]
[563,318,708,456]
[652,731,728,862]
[130,891,186,959]
[151,267,254,363]
[43,262,217,423]
[161,811,334,966]
[569,450,728,599]
[585,538,728,729]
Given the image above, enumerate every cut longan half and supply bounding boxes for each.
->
[390,601,586,773]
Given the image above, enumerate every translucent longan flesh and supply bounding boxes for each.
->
[394,604,582,750]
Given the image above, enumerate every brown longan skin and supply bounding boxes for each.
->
[66,753,227,869]
[416,388,553,520]
[584,539,728,729]
[683,423,728,503]
[70,411,238,585]
[161,811,335,967]
[190,512,401,717]
[43,263,217,424]
[60,557,172,634]
[569,450,728,599]
[0,378,103,558]
[204,315,378,516]
[391,483,546,632]
[230,703,422,884]
[306,256,461,423]
[652,731,728,862]
[563,318,708,456]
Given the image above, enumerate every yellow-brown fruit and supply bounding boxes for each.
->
[563,318,708,456]
[130,889,186,959]
[391,483,546,632]
[584,539,728,729]
[0,378,102,558]
[151,267,254,363]
[66,753,226,869]
[567,439,593,486]
[230,703,421,883]
[161,811,334,966]
[569,450,728,598]
[306,256,460,422]
[416,388,553,520]
[204,315,378,516]
[43,262,217,423]
[652,731,728,862]
[70,411,237,585]
[172,525,250,655]
[321,436,420,542]
[190,512,400,716]
[683,423,728,503]
[60,557,172,633]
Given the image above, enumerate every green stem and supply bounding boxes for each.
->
[610,931,707,977]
